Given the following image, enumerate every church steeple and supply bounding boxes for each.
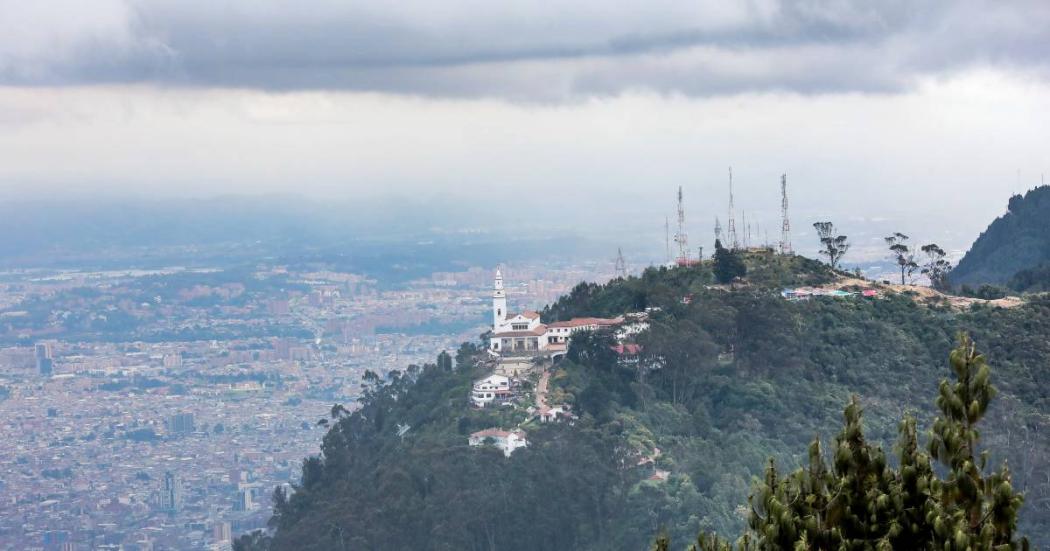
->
[493,268,507,330]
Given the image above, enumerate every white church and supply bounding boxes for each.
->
[489,269,627,356]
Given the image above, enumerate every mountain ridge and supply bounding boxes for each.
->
[952,185,1050,286]
[236,254,1050,550]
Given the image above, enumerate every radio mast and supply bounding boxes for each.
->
[674,186,689,263]
[614,247,627,278]
[779,174,793,255]
[664,217,671,264]
[727,168,739,250]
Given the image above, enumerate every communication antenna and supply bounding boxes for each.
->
[674,186,689,263]
[742,211,749,249]
[727,167,739,250]
[614,247,627,278]
[664,217,671,264]
[779,174,793,255]
[714,217,723,244]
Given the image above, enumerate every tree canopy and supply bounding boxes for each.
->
[662,334,1027,550]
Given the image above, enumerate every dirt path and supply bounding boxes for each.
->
[826,277,1024,310]
[535,369,550,410]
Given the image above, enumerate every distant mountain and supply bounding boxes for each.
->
[952,185,1050,286]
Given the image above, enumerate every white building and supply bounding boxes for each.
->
[468,428,529,457]
[489,269,624,356]
[470,374,513,408]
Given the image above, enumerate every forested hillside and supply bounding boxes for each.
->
[953,185,1050,286]
[237,255,1050,550]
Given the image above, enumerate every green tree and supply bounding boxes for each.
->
[921,243,953,290]
[713,239,747,284]
[437,350,453,372]
[813,222,850,270]
[926,334,1026,549]
[679,335,1028,550]
[886,232,919,285]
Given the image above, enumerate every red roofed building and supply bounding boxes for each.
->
[489,269,625,356]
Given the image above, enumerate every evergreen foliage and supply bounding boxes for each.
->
[813,222,850,270]
[921,243,952,291]
[1006,262,1050,293]
[677,335,1028,550]
[713,239,747,284]
[953,185,1050,286]
[886,232,918,285]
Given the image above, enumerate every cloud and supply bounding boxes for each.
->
[0,0,1048,99]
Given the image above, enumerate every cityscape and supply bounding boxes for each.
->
[0,258,619,550]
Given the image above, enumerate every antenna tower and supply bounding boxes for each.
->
[714,217,723,244]
[664,217,671,264]
[727,168,739,250]
[614,247,627,278]
[779,174,793,255]
[674,186,689,263]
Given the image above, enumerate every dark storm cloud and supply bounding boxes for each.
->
[1,0,1047,98]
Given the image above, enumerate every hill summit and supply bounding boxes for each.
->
[235,253,1050,551]
[952,185,1050,286]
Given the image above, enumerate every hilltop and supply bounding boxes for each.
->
[236,254,1050,550]
[952,185,1050,287]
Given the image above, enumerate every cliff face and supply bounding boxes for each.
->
[952,186,1050,286]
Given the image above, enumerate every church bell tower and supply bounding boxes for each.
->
[493,268,507,330]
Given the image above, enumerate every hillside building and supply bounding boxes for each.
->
[489,269,627,356]
[470,374,513,408]
[468,428,528,457]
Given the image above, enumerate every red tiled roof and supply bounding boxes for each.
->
[505,311,540,320]
[548,316,623,328]
[611,343,643,355]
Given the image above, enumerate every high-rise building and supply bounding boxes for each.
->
[234,486,255,511]
[35,342,54,376]
[212,521,232,544]
[159,471,184,513]
[167,413,195,435]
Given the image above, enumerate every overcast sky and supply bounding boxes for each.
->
[0,0,1047,251]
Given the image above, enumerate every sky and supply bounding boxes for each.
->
[0,0,1048,253]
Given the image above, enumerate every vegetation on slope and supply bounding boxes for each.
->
[658,335,1028,550]
[237,255,1050,550]
[952,185,1050,286]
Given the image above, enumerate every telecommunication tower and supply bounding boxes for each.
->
[674,186,689,263]
[779,174,793,255]
[664,217,671,264]
[714,217,723,244]
[614,248,627,278]
[727,168,739,250]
